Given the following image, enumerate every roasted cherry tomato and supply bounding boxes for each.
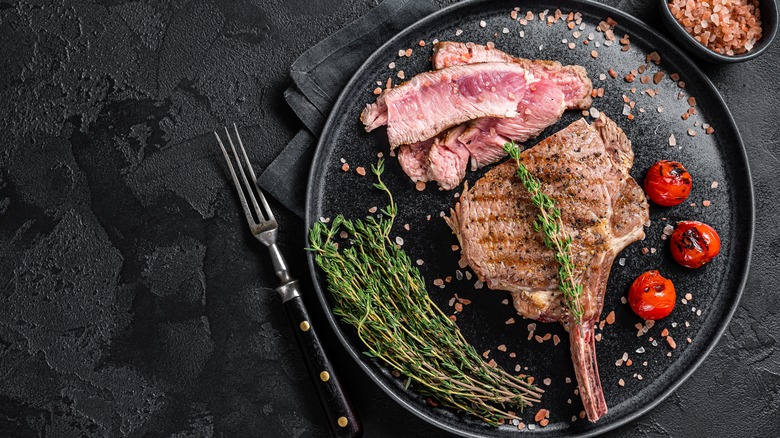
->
[628,270,676,320]
[643,160,692,206]
[669,220,721,268]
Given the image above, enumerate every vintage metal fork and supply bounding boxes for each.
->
[215,124,361,438]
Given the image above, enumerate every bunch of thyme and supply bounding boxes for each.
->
[502,141,585,325]
[308,159,542,425]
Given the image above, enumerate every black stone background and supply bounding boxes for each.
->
[0,0,777,437]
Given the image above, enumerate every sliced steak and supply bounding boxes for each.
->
[397,139,434,182]
[445,115,649,422]
[459,79,565,169]
[427,125,471,189]
[397,126,471,190]
[397,79,565,189]
[432,41,593,109]
[360,63,533,148]
[432,41,515,67]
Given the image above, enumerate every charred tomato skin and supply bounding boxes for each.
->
[670,220,721,268]
[628,270,676,320]
[644,160,692,207]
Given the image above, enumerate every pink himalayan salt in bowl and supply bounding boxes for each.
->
[659,0,778,62]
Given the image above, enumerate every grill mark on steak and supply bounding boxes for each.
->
[445,115,649,422]
[432,41,593,110]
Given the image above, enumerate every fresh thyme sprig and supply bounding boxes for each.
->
[502,142,584,325]
[308,159,543,425]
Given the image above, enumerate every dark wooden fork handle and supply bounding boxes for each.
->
[283,294,362,438]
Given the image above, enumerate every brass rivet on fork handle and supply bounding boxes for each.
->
[215,124,362,437]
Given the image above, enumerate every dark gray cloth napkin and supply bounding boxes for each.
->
[257,0,439,218]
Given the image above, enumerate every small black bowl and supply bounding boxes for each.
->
[658,0,778,62]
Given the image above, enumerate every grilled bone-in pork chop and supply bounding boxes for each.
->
[361,62,535,148]
[432,41,593,110]
[445,115,649,421]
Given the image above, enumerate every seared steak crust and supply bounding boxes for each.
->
[446,115,649,421]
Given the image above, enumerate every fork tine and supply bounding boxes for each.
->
[223,126,266,223]
[233,123,275,223]
[215,131,257,227]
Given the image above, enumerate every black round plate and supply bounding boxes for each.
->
[305,1,754,436]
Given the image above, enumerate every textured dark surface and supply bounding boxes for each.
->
[0,1,777,438]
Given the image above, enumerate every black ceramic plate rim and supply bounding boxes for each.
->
[304,1,755,436]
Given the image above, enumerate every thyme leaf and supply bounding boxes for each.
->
[502,142,585,325]
[308,159,543,425]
